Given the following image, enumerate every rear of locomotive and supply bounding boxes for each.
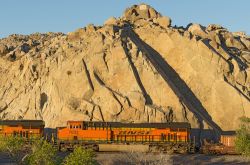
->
[148,125,191,153]
[110,122,191,153]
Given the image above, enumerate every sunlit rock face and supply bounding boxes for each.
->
[0,4,249,134]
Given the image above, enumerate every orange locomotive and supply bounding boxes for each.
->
[0,120,45,139]
[57,121,191,152]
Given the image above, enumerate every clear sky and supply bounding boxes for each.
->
[0,0,249,39]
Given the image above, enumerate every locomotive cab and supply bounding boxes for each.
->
[67,121,83,130]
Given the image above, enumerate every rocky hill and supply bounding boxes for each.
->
[0,4,249,135]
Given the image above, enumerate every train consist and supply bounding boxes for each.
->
[0,120,236,154]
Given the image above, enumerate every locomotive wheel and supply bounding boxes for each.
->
[60,145,68,152]
[92,145,99,151]
[149,145,158,152]
[164,145,174,154]
[58,145,61,152]
[177,144,188,154]
[178,148,188,154]
[166,148,174,154]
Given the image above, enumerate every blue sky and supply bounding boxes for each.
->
[0,0,249,38]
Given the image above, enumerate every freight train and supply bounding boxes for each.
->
[0,120,236,154]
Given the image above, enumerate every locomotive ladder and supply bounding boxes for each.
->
[122,27,222,136]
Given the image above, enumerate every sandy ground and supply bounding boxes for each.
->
[1,152,250,165]
[96,152,250,165]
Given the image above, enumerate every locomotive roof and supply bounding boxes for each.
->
[0,120,45,127]
[79,121,191,129]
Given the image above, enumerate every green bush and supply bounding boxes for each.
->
[0,136,26,163]
[0,136,98,164]
[235,116,250,156]
[63,147,97,165]
[25,139,60,165]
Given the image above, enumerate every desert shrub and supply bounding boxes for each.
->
[235,116,250,156]
[63,147,97,165]
[25,139,60,165]
[0,136,26,163]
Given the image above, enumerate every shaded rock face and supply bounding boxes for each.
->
[0,4,249,135]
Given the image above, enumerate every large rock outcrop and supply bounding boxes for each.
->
[0,4,249,136]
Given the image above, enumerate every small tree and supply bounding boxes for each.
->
[0,136,26,163]
[25,139,59,165]
[63,147,97,165]
[235,116,250,156]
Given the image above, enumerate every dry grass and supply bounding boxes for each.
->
[97,152,172,165]
[1,151,250,165]
[96,152,250,165]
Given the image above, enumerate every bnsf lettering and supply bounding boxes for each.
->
[118,130,151,135]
